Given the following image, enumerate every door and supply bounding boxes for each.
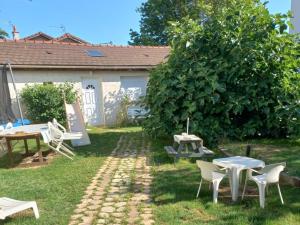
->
[81,79,101,126]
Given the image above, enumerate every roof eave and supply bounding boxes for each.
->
[9,64,156,71]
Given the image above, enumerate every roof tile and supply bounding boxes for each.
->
[0,40,170,70]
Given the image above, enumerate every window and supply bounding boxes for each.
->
[86,50,104,57]
[86,84,95,90]
[43,82,53,85]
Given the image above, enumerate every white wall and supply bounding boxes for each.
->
[291,0,300,34]
[8,69,149,126]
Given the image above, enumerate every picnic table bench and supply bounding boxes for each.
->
[165,134,214,163]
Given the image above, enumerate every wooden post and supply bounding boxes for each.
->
[246,145,251,157]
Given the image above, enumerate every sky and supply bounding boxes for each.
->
[0,0,292,45]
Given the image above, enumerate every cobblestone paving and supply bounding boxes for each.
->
[69,134,154,225]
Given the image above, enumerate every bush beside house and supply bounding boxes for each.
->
[21,83,77,124]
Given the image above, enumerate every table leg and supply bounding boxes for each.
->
[7,139,13,167]
[36,137,43,163]
[177,144,184,156]
[24,139,29,155]
[231,167,242,201]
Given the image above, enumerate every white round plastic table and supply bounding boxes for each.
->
[213,156,265,201]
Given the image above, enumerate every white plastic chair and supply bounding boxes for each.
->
[52,119,82,150]
[0,197,39,220]
[41,124,75,160]
[196,160,228,203]
[242,162,286,208]
[52,119,82,140]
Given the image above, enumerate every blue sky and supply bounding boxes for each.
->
[0,0,291,45]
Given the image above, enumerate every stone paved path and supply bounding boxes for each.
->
[69,134,154,225]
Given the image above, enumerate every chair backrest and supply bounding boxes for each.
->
[48,122,64,141]
[261,162,286,183]
[52,118,66,133]
[196,160,220,182]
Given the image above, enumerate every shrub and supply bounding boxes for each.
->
[143,0,300,145]
[116,95,132,126]
[21,83,77,124]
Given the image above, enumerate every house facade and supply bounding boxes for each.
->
[0,32,169,126]
[291,0,300,34]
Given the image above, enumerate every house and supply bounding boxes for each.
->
[0,29,169,126]
[291,0,300,34]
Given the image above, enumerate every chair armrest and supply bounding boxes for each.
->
[248,168,263,175]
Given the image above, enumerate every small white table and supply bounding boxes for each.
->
[213,156,265,201]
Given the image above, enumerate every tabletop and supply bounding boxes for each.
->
[213,156,265,169]
[0,124,47,136]
[174,134,203,143]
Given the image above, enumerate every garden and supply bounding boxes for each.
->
[0,128,299,225]
[0,0,299,225]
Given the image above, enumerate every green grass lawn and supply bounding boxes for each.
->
[0,126,141,225]
[219,138,300,177]
[0,127,299,225]
[150,136,300,225]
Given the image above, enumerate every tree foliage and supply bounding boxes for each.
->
[143,0,300,145]
[21,83,77,125]
[129,0,231,46]
[0,28,8,39]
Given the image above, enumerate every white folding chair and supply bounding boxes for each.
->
[52,119,82,140]
[41,125,75,160]
[0,197,39,220]
[196,160,228,203]
[52,119,82,150]
[242,162,286,208]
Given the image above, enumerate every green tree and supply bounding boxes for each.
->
[21,83,77,125]
[0,28,8,39]
[129,0,231,46]
[143,0,300,145]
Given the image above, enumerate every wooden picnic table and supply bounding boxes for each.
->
[0,124,47,167]
[165,134,214,162]
[173,134,204,157]
[0,132,43,167]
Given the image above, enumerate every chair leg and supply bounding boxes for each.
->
[242,172,248,200]
[196,178,202,198]
[258,183,266,208]
[62,142,74,151]
[61,144,75,156]
[213,180,221,203]
[32,202,40,219]
[277,183,284,205]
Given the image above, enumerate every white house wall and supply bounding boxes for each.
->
[291,0,300,34]
[8,69,149,126]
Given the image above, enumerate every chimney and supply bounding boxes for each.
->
[12,25,20,40]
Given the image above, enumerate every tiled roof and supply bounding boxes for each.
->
[54,33,89,44]
[23,32,54,41]
[0,40,170,70]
